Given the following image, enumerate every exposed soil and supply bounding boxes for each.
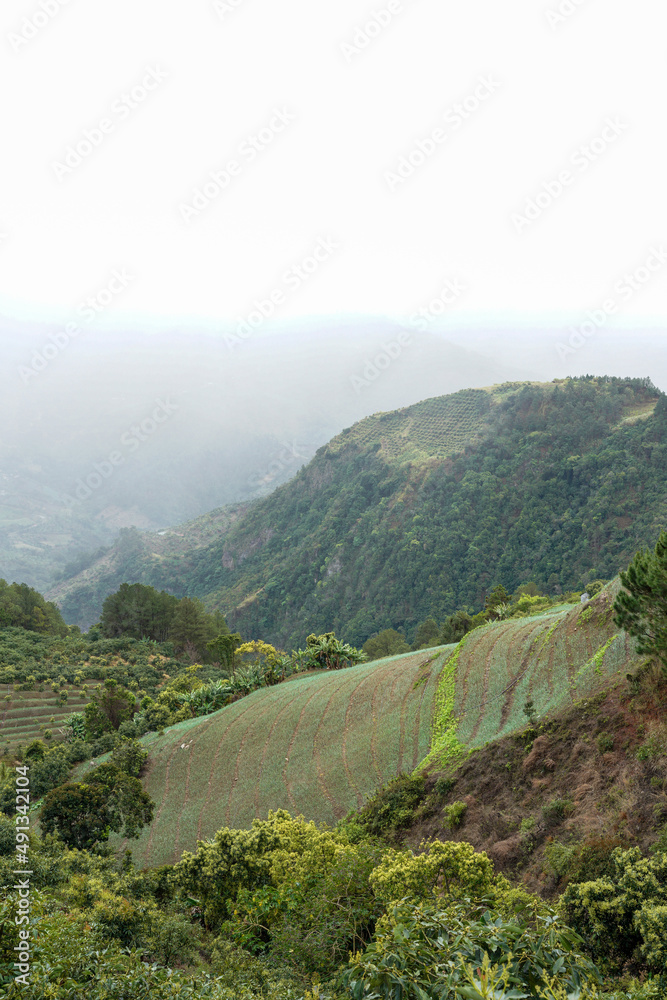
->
[400,665,667,899]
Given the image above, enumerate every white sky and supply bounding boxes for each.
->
[1,0,666,333]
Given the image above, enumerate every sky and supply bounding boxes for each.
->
[1,0,666,345]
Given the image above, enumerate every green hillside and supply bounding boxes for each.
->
[85,648,447,867]
[51,376,667,646]
[97,579,642,869]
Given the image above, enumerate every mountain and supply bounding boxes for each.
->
[0,317,533,592]
[49,376,666,640]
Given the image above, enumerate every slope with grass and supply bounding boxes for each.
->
[102,579,649,869]
[92,648,447,867]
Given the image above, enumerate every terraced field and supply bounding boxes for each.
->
[0,683,97,748]
[98,648,446,867]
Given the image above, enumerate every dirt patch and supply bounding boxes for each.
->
[400,670,667,898]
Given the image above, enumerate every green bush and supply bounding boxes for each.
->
[542,797,575,825]
[561,846,667,974]
[356,774,427,837]
[442,800,467,830]
[345,898,600,999]
[597,732,614,752]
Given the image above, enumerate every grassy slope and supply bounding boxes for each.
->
[97,648,446,867]
[104,581,646,869]
[451,579,637,751]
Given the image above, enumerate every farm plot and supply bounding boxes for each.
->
[0,683,97,749]
[451,580,644,751]
[107,649,445,868]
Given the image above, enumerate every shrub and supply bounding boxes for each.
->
[356,775,427,837]
[443,800,467,830]
[561,846,667,974]
[542,798,574,825]
[597,732,614,752]
[345,898,600,999]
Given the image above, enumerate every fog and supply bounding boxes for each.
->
[1,0,665,592]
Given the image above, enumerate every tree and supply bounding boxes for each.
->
[363,629,410,661]
[99,582,179,641]
[614,531,667,668]
[485,584,511,620]
[170,597,216,660]
[411,618,440,651]
[41,782,113,850]
[84,679,136,735]
[207,631,242,674]
[86,762,154,839]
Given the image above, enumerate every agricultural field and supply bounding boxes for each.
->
[328,388,495,466]
[95,648,447,868]
[0,682,98,749]
[449,578,643,752]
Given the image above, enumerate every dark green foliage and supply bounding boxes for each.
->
[41,782,113,849]
[0,814,16,856]
[356,774,427,838]
[110,738,149,777]
[614,530,667,668]
[345,897,599,999]
[100,582,180,641]
[438,609,476,645]
[363,629,411,661]
[0,579,68,635]
[411,618,440,651]
[207,630,241,671]
[84,679,137,734]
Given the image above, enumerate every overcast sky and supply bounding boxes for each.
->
[0,0,665,342]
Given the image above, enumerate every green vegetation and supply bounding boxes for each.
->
[614,528,667,669]
[3,382,667,997]
[51,378,667,647]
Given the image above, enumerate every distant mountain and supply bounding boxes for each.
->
[50,376,667,641]
[0,316,531,590]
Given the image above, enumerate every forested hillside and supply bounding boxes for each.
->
[51,377,666,646]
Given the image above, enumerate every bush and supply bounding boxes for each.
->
[442,801,467,830]
[344,898,600,999]
[542,798,574,826]
[356,774,427,837]
[561,846,667,975]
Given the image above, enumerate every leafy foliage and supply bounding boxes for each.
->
[614,530,667,668]
[345,898,599,999]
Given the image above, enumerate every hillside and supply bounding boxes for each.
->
[84,647,447,867]
[52,376,666,645]
[94,579,646,869]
